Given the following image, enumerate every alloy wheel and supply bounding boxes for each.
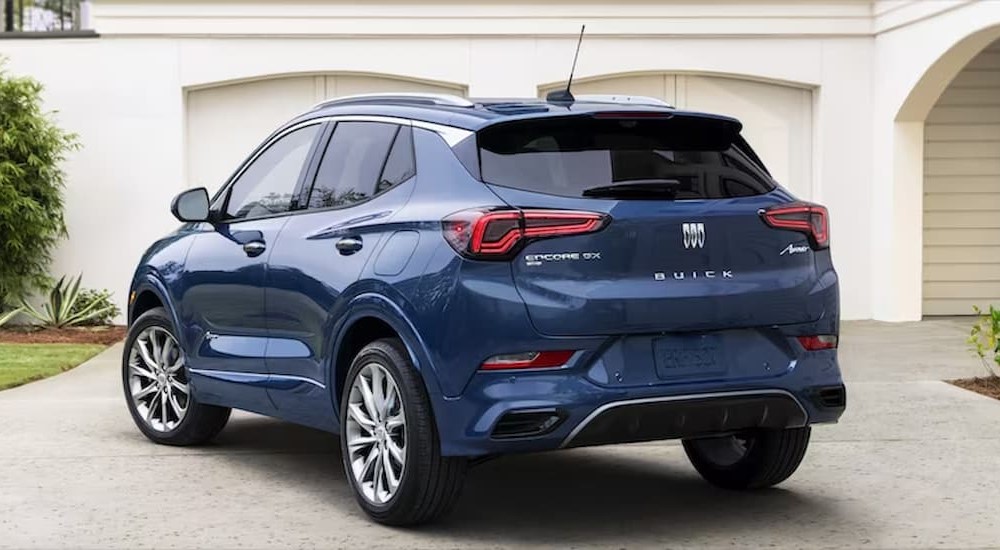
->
[127,326,190,432]
[345,362,407,505]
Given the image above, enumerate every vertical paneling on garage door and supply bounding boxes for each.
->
[923,41,1000,316]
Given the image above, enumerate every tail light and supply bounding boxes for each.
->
[480,351,576,371]
[761,202,829,249]
[443,208,608,259]
[797,335,838,351]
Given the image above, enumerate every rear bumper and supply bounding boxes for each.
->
[431,352,845,457]
[562,390,808,449]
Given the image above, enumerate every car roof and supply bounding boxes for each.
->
[292,94,742,133]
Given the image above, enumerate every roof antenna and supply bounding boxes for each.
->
[546,25,585,104]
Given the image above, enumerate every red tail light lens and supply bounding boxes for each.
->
[761,202,829,249]
[443,208,607,259]
[797,335,838,351]
[480,350,576,370]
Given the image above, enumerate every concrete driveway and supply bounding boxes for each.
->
[1,319,998,548]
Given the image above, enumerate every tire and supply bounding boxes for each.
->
[122,307,231,446]
[683,427,811,490]
[340,338,466,526]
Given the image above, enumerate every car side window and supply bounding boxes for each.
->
[224,124,320,220]
[377,125,416,194]
[307,122,414,209]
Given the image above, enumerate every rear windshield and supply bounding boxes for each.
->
[477,115,775,200]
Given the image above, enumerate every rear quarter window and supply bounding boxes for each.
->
[477,115,775,200]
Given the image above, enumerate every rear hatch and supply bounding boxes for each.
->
[475,112,828,336]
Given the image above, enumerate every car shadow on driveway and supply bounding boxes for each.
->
[212,416,853,546]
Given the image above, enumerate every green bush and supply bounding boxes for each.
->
[968,305,1000,378]
[69,288,120,326]
[0,58,78,310]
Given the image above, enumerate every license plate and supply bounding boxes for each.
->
[652,334,726,380]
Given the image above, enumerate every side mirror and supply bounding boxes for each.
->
[170,188,211,222]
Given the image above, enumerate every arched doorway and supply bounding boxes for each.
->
[922,39,1000,315]
[873,4,1000,320]
[540,73,814,199]
[184,73,466,191]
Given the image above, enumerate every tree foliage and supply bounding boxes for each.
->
[0,58,77,310]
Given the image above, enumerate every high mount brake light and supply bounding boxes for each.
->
[591,111,674,119]
[442,208,607,259]
[761,202,830,249]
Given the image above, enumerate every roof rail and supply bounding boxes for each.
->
[573,94,674,108]
[313,92,474,110]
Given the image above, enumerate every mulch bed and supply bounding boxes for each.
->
[949,376,1000,401]
[0,326,127,345]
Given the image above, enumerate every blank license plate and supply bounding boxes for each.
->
[652,334,726,380]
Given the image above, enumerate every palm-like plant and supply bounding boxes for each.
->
[20,275,115,328]
[0,308,22,327]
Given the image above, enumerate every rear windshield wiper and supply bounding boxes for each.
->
[581,179,682,199]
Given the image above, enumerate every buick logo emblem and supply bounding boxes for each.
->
[682,223,706,249]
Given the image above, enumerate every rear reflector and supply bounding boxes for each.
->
[761,202,829,249]
[797,335,838,351]
[443,208,607,259]
[480,350,575,370]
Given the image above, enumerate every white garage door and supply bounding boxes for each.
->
[923,40,1000,316]
[186,75,465,191]
[541,74,814,199]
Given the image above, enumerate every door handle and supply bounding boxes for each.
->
[335,237,363,255]
[243,241,266,257]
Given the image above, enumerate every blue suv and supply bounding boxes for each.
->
[123,93,845,525]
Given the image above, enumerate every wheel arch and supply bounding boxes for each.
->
[329,293,444,422]
[129,275,183,335]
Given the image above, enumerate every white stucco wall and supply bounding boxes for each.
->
[3,0,998,322]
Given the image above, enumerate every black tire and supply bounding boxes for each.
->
[122,307,231,446]
[340,338,466,526]
[683,427,811,490]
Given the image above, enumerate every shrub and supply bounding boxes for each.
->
[0,58,78,310]
[20,275,115,328]
[968,305,1000,378]
[69,288,120,326]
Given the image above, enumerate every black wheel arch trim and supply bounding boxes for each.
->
[129,275,182,331]
[330,293,446,425]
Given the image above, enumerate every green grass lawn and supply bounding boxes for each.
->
[0,343,106,391]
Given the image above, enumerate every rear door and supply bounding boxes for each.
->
[264,120,418,424]
[476,114,825,336]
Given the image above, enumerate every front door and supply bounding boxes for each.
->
[179,122,323,413]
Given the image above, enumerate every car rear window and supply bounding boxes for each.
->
[477,115,776,199]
